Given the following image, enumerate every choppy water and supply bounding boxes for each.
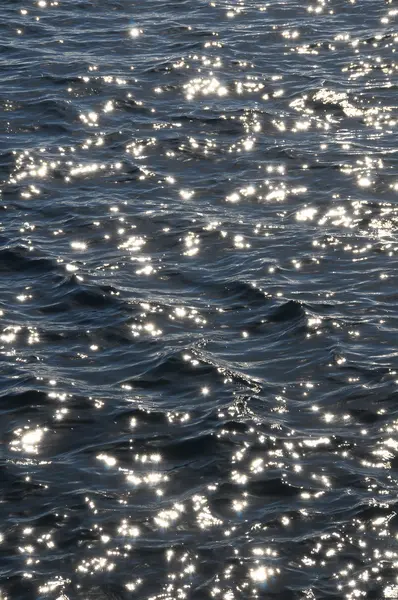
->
[0,0,398,598]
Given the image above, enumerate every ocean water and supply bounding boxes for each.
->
[0,0,398,598]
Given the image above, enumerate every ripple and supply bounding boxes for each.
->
[0,0,398,598]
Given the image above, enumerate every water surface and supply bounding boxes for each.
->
[1,0,398,598]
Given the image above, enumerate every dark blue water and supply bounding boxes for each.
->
[1,0,398,598]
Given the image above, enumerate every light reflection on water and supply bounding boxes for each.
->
[0,0,397,599]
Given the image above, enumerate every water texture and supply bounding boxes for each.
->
[0,0,398,598]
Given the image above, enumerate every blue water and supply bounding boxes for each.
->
[1,1,398,598]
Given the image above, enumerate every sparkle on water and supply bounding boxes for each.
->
[0,0,398,599]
